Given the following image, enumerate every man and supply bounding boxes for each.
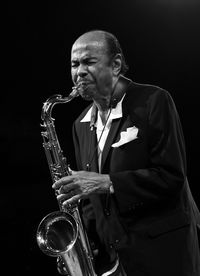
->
[53,30,200,276]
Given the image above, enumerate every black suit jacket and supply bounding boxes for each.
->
[72,80,200,276]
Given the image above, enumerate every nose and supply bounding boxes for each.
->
[77,64,88,78]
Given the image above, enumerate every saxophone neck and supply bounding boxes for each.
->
[41,85,80,122]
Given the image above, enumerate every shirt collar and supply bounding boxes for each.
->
[80,94,125,123]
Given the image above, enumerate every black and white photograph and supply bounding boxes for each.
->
[2,1,200,275]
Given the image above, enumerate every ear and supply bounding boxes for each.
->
[112,54,122,76]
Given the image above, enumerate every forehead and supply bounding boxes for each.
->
[71,34,107,60]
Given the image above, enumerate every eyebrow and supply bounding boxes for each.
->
[71,55,98,63]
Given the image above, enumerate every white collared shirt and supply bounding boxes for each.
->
[80,95,125,172]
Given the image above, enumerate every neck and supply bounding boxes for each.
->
[93,100,110,125]
[93,75,132,122]
[110,75,131,108]
[94,98,110,112]
[99,109,111,125]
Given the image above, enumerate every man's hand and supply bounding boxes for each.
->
[52,171,111,206]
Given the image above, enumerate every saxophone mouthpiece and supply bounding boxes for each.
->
[71,82,83,98]
[69,87,79,99]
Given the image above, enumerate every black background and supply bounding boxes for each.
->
[1,0,200,275]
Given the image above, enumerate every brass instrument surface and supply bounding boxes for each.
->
[36,86,96,276]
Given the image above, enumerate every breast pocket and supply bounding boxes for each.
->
[110,136,147,172]
[111,126,140,148]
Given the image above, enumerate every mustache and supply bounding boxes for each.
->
[77,80,91,85]
[75,81,92,93]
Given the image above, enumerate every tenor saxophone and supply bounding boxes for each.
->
[36,84,96,276]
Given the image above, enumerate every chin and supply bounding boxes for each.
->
[80,92,93,101]
[80,88,94,101]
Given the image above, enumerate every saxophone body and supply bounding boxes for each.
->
[36,85,96,276]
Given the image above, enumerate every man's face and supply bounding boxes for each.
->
[71,35,115,102]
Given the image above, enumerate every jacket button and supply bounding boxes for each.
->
[104,209,110,216]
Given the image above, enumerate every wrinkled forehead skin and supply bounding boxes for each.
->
[71,31,108,57]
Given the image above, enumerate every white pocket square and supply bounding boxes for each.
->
[112,126,139,148]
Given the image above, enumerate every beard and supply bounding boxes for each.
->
[79,84,95,101]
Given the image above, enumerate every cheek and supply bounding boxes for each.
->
[88,66,113,92]
[71,70,77,82]
[98,70,113,88]
[95,66,112,78]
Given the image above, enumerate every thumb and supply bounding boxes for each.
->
[70,169,78,175]
[67,165,75,175]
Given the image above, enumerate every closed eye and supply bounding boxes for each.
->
[71,61,79,68]
[71,57,98,68]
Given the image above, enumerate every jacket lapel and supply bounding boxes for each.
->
[100,117,122,171]
[100,77,133,171]
[87,125,99,172]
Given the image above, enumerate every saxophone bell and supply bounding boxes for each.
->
[36,211,78,257]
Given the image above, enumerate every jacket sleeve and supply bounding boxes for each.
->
[109,90,187,214]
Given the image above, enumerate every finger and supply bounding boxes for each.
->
[59,183,79,194]
[57,192,77,206]
[71,170,85,176]
[52,176,74,189]
[70,170,77,175]
[57,194,70,201]
[63,195,80,206]
[57,188,77,199]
